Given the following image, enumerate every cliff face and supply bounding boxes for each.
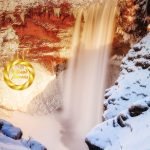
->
[0,1,75,72]
[0,0,149,69]
[86,33,150,150]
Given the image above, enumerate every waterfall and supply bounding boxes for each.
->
[62,0,118,143]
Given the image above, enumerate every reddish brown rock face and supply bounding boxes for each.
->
[0,2,75,71]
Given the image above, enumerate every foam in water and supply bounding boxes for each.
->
[61,0,118,148]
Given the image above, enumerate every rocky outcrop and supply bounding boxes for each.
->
[0,119,46,150]
[86,33,150,150]
[104,33,150,120]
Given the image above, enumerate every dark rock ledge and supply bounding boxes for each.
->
[85,140,102,150]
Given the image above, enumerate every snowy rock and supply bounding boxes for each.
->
[128,103,149,117]
[86,99,150,150]
[104,33,150,120]
[86,33,150,150]
[23,139,47,150]
[0,120,22,140]
[0,119,47,150]
[0,133,29,150]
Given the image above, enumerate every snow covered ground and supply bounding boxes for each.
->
[0,65,87,150]
[0,57,65,149]
[1,112,67,150]
[86,33,150,150]
[0,62,56,112]
[0,66,66,150]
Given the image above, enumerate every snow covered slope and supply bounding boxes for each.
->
[86,33,150,150]
[104,33,150,120]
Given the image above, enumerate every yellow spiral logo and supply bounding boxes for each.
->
[3,59,35,90]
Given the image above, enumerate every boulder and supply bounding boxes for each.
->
[0,120,22,140]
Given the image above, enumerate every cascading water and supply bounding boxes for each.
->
[61,0,118,149]
[0,1,118,150]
